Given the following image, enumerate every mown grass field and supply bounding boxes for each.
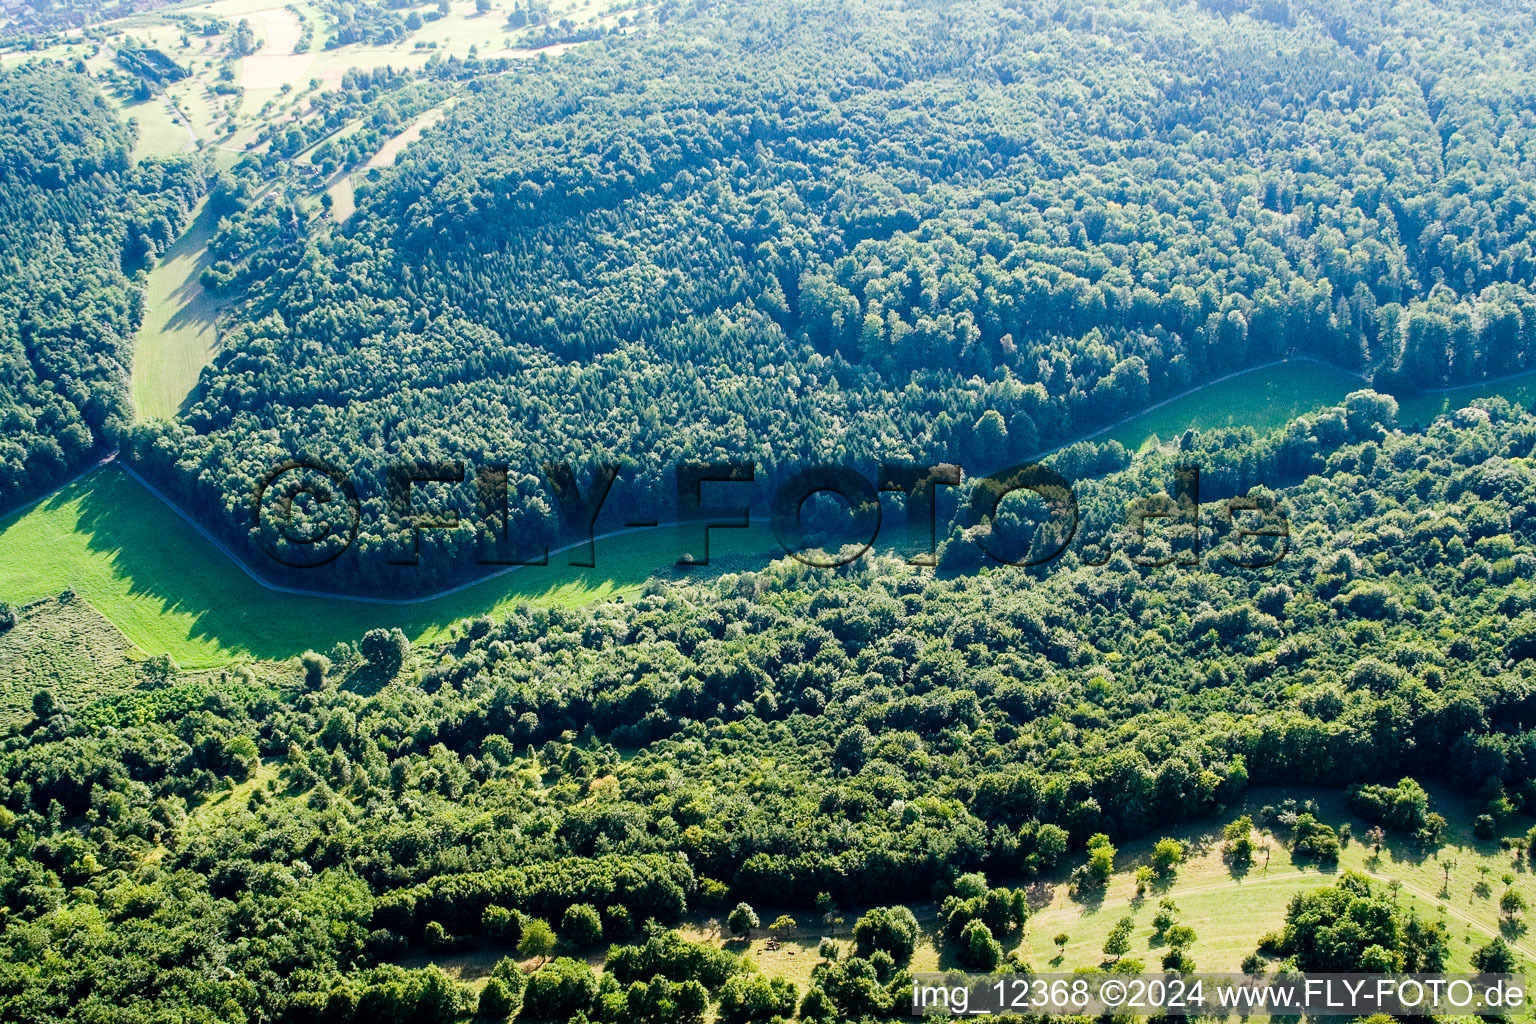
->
[1102,360,1368,454]
[0,464,774,668]
[121,95,194,161]
[365,782,1536,1006]
[131,198,223,421]
[1101,358,1536,458]
[1398,367,1536,427]
[1023,785,1536,975]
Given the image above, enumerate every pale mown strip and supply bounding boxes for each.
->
[131,199,222,422]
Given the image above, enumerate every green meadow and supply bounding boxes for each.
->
[1101,359,1368,453]
[1023,784,1536,976]
[0,465,772,669]
[7,358,1536,671]
[131,199,223,421]
[1099,358,1536,458]
[1398,367,1536,426]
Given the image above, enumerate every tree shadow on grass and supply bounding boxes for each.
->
[52,466,639,663]
[1068,884,1106,912]
[26,464,778,669]
[1024,880,1057,912]
[1379,832,1434,869]
[1289,851,1342,876]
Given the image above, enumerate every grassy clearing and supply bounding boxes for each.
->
[0,596,148,726]
[1397,368,1536,426]
[1103,361,1367,454]
[0,465,776,668]
[646,785,1536,1004]
[680,909,944,991]
[132,198,223,421]
[1101,358,1536,457]
[123,96,195,161]
[1022,785,1536,975]
[327,100,454,220]
[180,759,281,836]
[0,597,302,727]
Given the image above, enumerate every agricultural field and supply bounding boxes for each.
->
[0,0,629,160]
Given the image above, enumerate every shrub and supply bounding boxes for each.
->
[1101,916,1133,961]
[1223,816,1256,863]
[1474,937,1517,973]
[300,650,330,688]
[958,919,1002,970]
[717,973,797,1022]
[853,906,919,964]
[561,903,603,949]
[477,975,520,1020]
[481,904,520,940]
[359,627,410,677]
[522,958,598,1020]
[1151,837,1185,874]
[1086,832,1116,883]
[517,917,556,961]
[1292,815,1341,862]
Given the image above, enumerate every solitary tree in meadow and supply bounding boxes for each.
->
[1150,837,1185,875]
[728,902,759,940]
[1101,916,1133,962]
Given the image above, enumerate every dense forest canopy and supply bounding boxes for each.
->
[9,398,1536,1018]
[10,0,1536,1019]
[0,68,200,512]
[118,0,1536,592]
